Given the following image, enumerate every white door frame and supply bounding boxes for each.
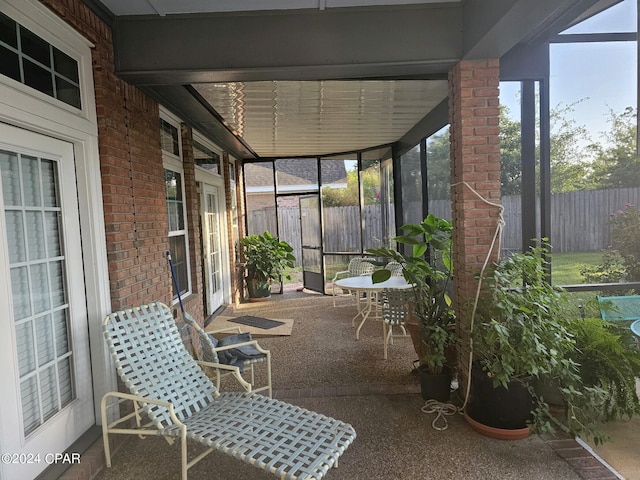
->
[0,0,115,440]
[195,167,231,309]
[0,124,95,480]
[202,183,225,313]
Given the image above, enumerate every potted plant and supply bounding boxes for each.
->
[240,231,295,300]
[564,316,640,425]
[367,214,457,402]
[467,243,601,440]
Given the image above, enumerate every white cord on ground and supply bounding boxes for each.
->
[421,400,460,431]
[421,181,505,430]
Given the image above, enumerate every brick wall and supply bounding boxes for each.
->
[448,59,502,394]
[42,0,172,312]
[180,124,205,322]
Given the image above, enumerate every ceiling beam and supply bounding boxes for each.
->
[462,0,605,59]
[112,4,462,85]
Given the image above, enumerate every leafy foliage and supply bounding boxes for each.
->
[472,243,611,441]
[321,167,381,206]
[567,317,640,424]
[241,231,295,283]
[580,204,640,284]
[499,108,523,196]
[590,107,639,189]
[367,214,456,373]
[473,244,575,386]
[610,204,640,281]
[580,250,627,284]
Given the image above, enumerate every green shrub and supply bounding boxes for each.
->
[580,204,640,285]
[611,204,640,281]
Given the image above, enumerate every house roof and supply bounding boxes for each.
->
[244,159,347,191]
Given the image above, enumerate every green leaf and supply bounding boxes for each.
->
[371,269,391,283]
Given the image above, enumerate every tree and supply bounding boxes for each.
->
[499,101,596,194]
[426,127,451,200]
[549,101,597,193]
[499,107,523,195]
[321,163,381,206]
[589,107,639,189]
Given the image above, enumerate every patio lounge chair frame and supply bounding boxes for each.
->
[101,302,356,480]
[182,311,273,397]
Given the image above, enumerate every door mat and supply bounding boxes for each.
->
[206,316,293,337]
[229,316,285,329]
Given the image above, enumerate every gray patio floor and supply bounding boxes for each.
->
[86,290,624,480]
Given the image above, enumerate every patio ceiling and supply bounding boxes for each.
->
[92,0,613,159]
[192,80,448,157]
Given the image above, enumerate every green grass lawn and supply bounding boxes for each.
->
[551,251,604,286]
[287,252,607,287]
[551,251,609,317]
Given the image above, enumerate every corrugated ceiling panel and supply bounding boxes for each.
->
[193,80,448,157]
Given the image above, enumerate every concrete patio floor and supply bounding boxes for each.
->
[78,290,632,480]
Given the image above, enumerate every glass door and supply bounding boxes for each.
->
[0,123,94,479]
[202,184,224,314]
[299,194,324,292]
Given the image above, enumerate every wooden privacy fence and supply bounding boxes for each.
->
[248,187,640,264]
[499,187,640,253]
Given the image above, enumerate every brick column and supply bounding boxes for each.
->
[449,59,502,395]
[180,124,205,322]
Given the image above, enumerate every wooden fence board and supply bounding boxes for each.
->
[247,187,640,264]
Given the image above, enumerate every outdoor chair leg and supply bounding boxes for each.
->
[100,396,112,468]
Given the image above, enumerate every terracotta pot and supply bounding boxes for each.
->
[463,411,530,440]
[405,312,457,368]
[246,277,271,299]
[405,316,424,363]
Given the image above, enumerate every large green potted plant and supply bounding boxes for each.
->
[367,214,457,401]
[467,243,602,439]
[241,231,295,300]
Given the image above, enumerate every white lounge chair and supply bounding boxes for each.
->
[101,302,356,479]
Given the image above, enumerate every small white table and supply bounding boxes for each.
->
[334,275,413,339]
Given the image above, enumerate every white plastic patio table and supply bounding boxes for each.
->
[334,275,413,339]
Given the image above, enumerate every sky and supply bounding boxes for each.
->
[500,0,637,147]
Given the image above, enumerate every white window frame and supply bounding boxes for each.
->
[193,131,223,177]
[161,108,191,301]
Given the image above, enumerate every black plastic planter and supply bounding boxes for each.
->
[466,365,534,430]
[418,365,453,402]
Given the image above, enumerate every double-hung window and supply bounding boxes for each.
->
[161,114,190,299]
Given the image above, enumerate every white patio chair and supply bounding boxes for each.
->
[331,257,374,306]
[101,302,356,480]
[385,261,405,277]
[181,311,272,397]
[380,288,413,359]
